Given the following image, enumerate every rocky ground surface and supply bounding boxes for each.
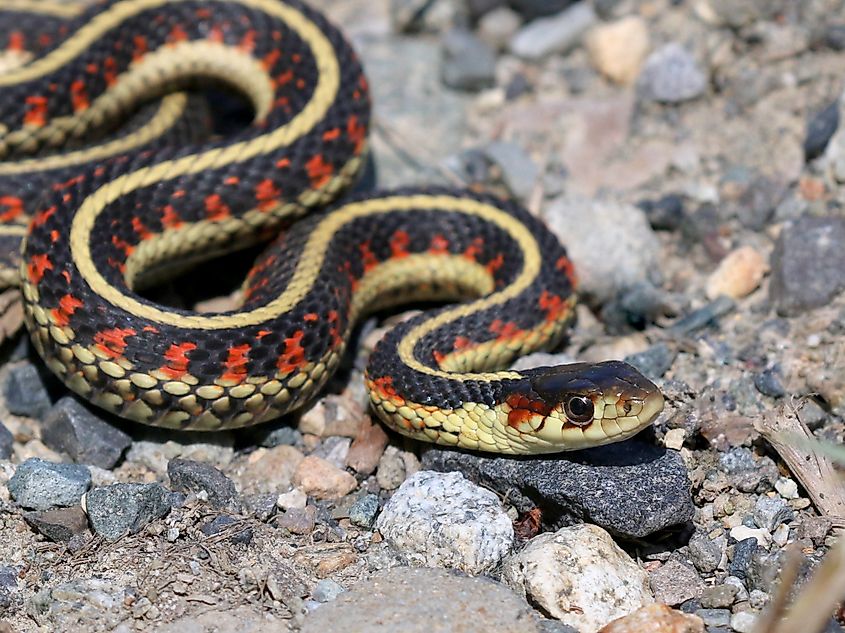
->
[3,0,845,631]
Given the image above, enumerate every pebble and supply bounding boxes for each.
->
[718,447,779,493]
[649,559,705,606]
[797,515,831,545]
[40,397,131,469]
[301,567,545,633]
[663,428,686,451]
[312,579,345,603]
[805,100,839,161]
[730,525,772,548]
[235,445,304,494]
[242,493,276,521]
[23,506,89,542]
[769,216,845,315]
[85,483,171,540]
[311,436,352,469]
[200,515,253,545]
[688,531,725,573]
[637,194,686,232]
[3,363,52,419]
[0,422,12,460]
[483,141,539,201]
[597,604,704,633]
[421,438,693,539]
[639,43,707,103]
[440,29,496,92]
[376,470,513,574]
[585,16,650,85]
[345,418,389,476]
[730,611,758,633]
[293,455,357,500]
[624,342,677,381]
[509,2,597,61]
[125,435,235,474]
[376,445,408,490]
[730,538,758,581]
[695,608,730,628]
[754,367,786,398]
[299,395,364,439]
[276,486,307,511]
[7,458,91,510]
[509,0,572,19]
[705,247,767,300]
[543,194,661,304]
[349,493,379,528]
[167,459,239,510]
[753,495,793,531]
[700,584,737,609]
[253,424,302,449]
[501,524,653,631]
[277,505,317,535]
[748,589,769,610]
[477,7,521,51]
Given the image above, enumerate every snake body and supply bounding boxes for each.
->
[0,0,663,454]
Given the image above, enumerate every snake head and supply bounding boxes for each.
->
[505,360,664,451]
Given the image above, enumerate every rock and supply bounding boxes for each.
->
[670,296,736,335]
[253,424,302,448]
[695,609,730,628]
[501,524,653,631]
[478,7,521,51]
[769,216,845,315]
[598,604,703,633]
[747,549,785,593]
[440,29,496,92]
[639,43,707,103]
[299,395,364,439]
[27,578,127,631]
[167,459,238,510]
[277,487,307,511]
[157,606,286,633]
[312,579,345,603]
[85,483,171,540]
[624,343,677,381]
[235,445,304,494]
[23,506,89,542]
[543,194,661,304]
[483,141,539,201]
[349,493,379,528]
[7,458,91,510]
[797,515,831,546]
[346,417,389,476]
[700,584,737,609]
[775,478,799,499]
[705,247,767,300]
[0,422,12,460]
[663,428,686,451]
[124,434,235,474]
[805,100,839,161]
[3,363,52,419]
[688,531,725,573]
[301,567,545,633]
[376,470,513,574]
[729,525,772,548]
[277,505,317,535]
[730,611,758,633]
[649,559,705,606]
[40,397,131,469]
[310,436,352,469]
[753,496,793,532]
[376,445,409,490]
[509,2,597,60]
[242,493,276,521]
[754,367,786,398]
[637,194,686,232]
[585,16,650,85]
[292,455,357,500]
[719,448,779,493]
[200,515,253,544]
[730,538,758,581]
[421,439,693,539]
[509,0,574,19]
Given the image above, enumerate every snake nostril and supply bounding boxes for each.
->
[622,401,632,415]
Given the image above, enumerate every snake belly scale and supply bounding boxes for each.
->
[0,0,664,455]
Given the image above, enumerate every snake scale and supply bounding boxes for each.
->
[0,0,663,454]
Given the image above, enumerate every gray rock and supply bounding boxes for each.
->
[509,0,574,19]
[770,216,845,316]
[376,471,513,574]
[23,506,89,542]
[7,458,91,510]
[0,421,12,459]
[312,579,345,603]
[688,530,725,573]
[649,558,704,606]
[747,549,786,593]
[242,493,277,521]
[719,447,779,493]
[731,611,759,633]
[40,397,131,469]
[638,194,686,232]
[670,296,736,335]
[349,493,379,528]
[85,483,171,540]
[440,29,496,92]
[754,367,786,398]
[753,496,793,532]
[639,43,707,103]
[301,567,546,633]
[421,438,693,539]
[167,459,238,510]
[543,194,661,304]
[825,24,845,51]
[700,584,738,609]
[27,578,126,630]
[624,343,677,381]
[200,515,253,545]
[478,7,522,51]
[252,424,302,449]
[707,0,769,28]
[730,537,758,581]
[805,100,839,161]
[509,2,596,60]
[483,141,539,201]
[3,363,52,419]
[695,608,731,628]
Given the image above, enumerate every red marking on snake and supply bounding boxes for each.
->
[159,342,196,379]
[486,253,504,275]
[539,291,567,322]
[51,294,83,327]
[463,237,484,261]
[256,330,271,339]
[27,254,53,284]
[490,319,521,339]
[61,270,71,284]
[172,189,186,198]
[160,204,183,229]
[7,32,24,52]
[505,393,550,430]
[132,35,148,60]
[102,57,118,85]
[359,241,379,271]
[207,26,224,43]
[322,128,340,141]
[390,230,410,258]
[292,53,302,63]
[111,235,134,258]
[347,115,366,154]
[0,196,24,222]
[432,350,446,365]
[306,154,333,189]
[255,179,281,211]
[276,330,306,374]
[224,176,240,185]
[243,277,267,302]
[94,328,135,359]
[303,313,319,322]
[222,344,250,383]
[276,158,290,169]
[168,25,188,43]
[276,69,294,87]
[239,30,256,51]
[204,194,230,220]
[428,234,449,254]
[143,325,159,333]
[38,33,52,48]
[53,174,84,191]
[70,80,89,112]
[555,256,577,288]
[50,230,59,243]
[24,96,48,127]
[371,375,404,404]
[261,50,281,70]
[131,217,153,240]
[327,310,342,348]
[339,261,359,291]
[85,63,98,74]
[453,336,471,351]
[195,7,211,18]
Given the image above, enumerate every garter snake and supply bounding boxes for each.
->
[0,0,663,455]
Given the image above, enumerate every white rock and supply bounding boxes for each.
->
[775,477,799,499]
[501,524,653,633]
[730,610,759,633]
[375,470,513,574]
[276,487,307,510]
[663,428,686,451]
[729,525,772,548]
[772,523,790,547]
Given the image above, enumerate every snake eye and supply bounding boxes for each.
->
[564,395,594,426]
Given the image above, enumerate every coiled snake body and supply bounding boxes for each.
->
[0,0,663,454]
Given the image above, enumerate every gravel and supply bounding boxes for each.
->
[3,363,52,419]
[40,397,131,469]
[7,458,91,510]
[509,2,596,60]
[638,43,708,103]
[167,458,239,510]
[85,483,172,540]
[804,100,839,161]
